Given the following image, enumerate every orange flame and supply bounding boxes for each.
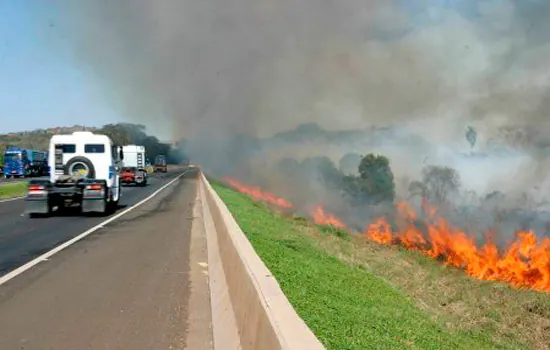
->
[312,206,347,229]
[364,201,550,292]
[223,177,293,208]
[224,178,550,292]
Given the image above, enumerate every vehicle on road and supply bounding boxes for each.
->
[120,145,147,186]
[154,154,168,173]
[25,131,124,217]
[3,147,48,178]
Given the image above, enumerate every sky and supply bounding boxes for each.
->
[0,0,121,134]
[1,0,549,140]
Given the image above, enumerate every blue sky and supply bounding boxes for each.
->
[0,0,121,134]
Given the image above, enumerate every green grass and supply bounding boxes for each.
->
[0,182,28,199]
[212,182,524,350]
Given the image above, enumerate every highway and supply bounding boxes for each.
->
[0,169,184,275]
[0,167,212,349]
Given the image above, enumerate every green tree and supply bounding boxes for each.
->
[97,123,173,162]
[98,124,133,145]
[343,154,395,205]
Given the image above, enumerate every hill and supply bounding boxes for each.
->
[0,123,186,164]
[0,125,98,153]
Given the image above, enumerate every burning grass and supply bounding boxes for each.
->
[0,182,28,199]
[212,180,541,349]
[223,177,550,293]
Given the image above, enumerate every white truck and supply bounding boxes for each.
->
[120,145,147,186]
[25,131,123,217]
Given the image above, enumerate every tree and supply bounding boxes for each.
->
[98,123,132,145]
[343,154,395,205]
[465,126,477,150]
[97,123,173,162]
[421,165,460,204]
[338,152,361,174]
[408,180,428,199]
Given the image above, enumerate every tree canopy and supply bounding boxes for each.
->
[409,165,461,205]
[345,154,395,205]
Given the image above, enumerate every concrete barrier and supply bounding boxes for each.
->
[198,172,325,350]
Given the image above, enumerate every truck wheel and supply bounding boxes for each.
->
[65,156,96,179]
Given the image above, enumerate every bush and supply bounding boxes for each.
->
[343,154,395,205]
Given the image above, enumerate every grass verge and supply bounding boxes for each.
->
[0,182,28,199]
[212,181,541,350]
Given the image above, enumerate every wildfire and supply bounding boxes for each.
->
[223,177,293,209]
[312,206,347,229]
[364,201,550,292]
[224,178,550,292]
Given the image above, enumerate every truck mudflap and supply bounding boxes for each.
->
[26,200,51,214]
[25,180,52,216]
[81,198,107,213]
[81,180,109,214]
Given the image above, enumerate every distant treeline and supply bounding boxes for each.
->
[0,123,188,165]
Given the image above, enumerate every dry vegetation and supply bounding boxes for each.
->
[304,220,550,350]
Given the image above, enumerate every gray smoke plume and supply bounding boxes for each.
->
[37,1,550,235]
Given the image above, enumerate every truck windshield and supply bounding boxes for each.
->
[4,153,21,162]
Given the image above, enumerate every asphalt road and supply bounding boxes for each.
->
[0,167,212,349]
[0,169,185,276]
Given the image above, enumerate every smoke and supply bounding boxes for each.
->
[38,1,550,233]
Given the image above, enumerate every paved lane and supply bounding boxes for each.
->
[0,168,212,349]
[0,169,185,276]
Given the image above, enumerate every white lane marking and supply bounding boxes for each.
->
[0,196,25,203]
[0,174,168,204]
[0,170,190,287]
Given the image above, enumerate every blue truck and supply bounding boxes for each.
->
[3,147,49,178]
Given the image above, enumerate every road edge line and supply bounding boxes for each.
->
[0,196,25,203]
[0,170,188,287]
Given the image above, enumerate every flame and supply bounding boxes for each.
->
[364,201,550,292]
[312,206,347,229]
[223,177,293,208]
[224,178,550,292]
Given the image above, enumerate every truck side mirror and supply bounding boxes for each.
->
[119,148,124,160]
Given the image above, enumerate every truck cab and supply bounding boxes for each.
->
[26,131,124,217]
[3,147,49,178]
[3,147,31,178]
